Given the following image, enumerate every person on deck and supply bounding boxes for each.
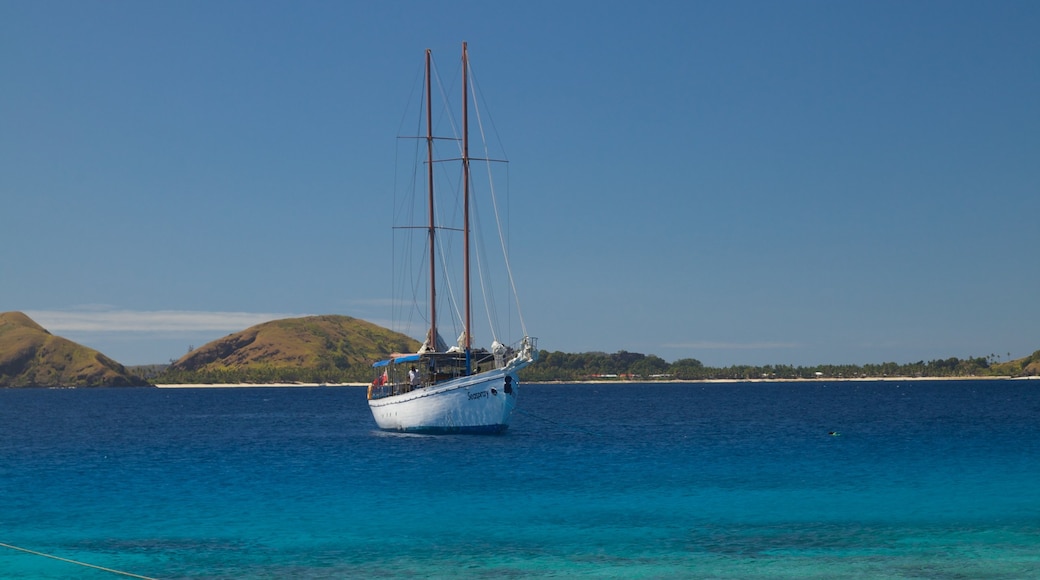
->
[409,366,421,387]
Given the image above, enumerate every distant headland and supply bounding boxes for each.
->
[0,311,148,387]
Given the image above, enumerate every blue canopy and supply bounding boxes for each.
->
[372,353,421,367]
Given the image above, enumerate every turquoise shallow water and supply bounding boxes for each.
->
[2,381,1039,578]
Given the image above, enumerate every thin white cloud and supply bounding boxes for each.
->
[663,341,801,350]
[24,309,308,333]
[345,298,399,308]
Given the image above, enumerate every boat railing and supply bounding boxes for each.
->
[525,336,539,355]
[369,382,414,400]
[370,380,435,400]
[493,336,539,369]
[368,341,539,400]
[369,355,478,400]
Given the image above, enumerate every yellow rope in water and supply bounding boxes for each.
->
[0,541,158,580]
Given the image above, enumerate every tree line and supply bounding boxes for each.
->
[518,350,1036,382]
[151,364,370,385]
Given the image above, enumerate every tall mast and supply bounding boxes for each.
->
[462,41,472,355]
[425,48,437,351]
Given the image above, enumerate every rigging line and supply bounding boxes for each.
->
[505,163,513,341]
[431,52,462,160]
[462,57,500,345]
[432,169,464,341]
[0,542,159,580]
[410,235,431,326]
[469,191,501,345]
[397,50,457,344]
[427,136,465,339]
[435,223,464,343]
[467,61,511,160]
[435,48,477,345]
[469,136,505,344]
[396,176,425,339]
[393,55,428,145]
[392,79,429,341]
[431,49,471,346]
[467,68,529,339]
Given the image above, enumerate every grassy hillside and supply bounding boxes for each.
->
[0,311,150,387]
[158,315,421,384]
[988,350,1040,377]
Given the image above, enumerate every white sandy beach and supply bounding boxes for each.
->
[154,383,367,388]
[532,375,1023,385]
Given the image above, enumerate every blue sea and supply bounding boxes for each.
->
[2,381,1040,579]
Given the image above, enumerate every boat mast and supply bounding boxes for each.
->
[462,41,473,363]
[425,48,437,351]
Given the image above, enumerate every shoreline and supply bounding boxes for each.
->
[154,382,367,388]
[534,375,1035,385]
[150,376,1038,388]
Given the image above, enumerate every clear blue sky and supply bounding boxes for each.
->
[3,0,1038,367]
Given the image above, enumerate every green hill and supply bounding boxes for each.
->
[159,315,421,384]
[0,311,149,387]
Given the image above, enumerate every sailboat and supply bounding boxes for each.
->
[367,43,537,434]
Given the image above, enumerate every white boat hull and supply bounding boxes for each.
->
[368,369,519,434]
